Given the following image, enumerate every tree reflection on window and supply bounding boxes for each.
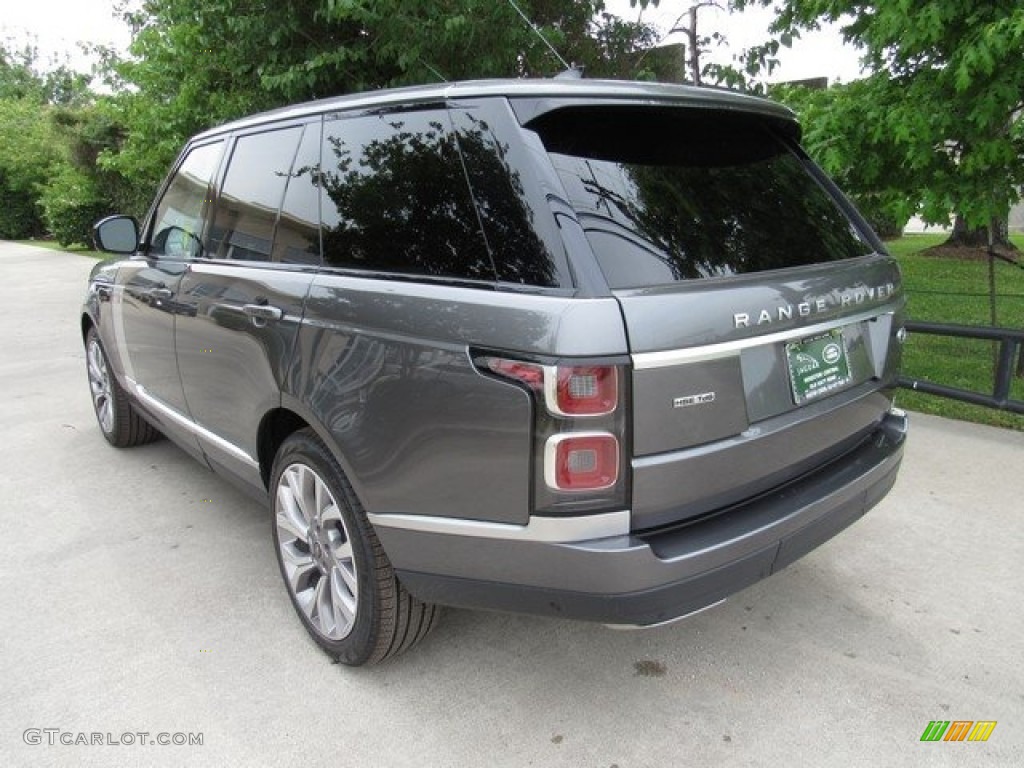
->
[320,112,495,281]
[537,108,873,289]
[453,112,557,287]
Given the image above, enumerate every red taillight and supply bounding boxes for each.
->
[481,354,626,505]
[544,433,619,491]
[551,366,618,416]
[486,358,544,389]
[485,359,617,417]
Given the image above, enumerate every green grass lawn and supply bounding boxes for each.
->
[888,233,1024,430]
[17,239,105,259]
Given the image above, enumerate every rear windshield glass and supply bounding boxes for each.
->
[530,107,874,289]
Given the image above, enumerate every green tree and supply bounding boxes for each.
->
[736,0,1024,249]
[771,79,915,238]
[39,106,126,246]
[0,97,60,239]
[100,0,656,194]
[0,44,66,239]
[1,40,128,245]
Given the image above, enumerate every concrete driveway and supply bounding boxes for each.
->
[1,241,1021,767]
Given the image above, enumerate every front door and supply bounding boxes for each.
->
[112,139,225,452]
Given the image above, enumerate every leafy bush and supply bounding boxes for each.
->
[0,169,46,238]
[39,166,108,247]
[0,96,59,238]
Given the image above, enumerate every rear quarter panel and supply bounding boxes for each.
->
[289,275,627,525]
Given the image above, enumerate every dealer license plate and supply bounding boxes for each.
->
[786,329,852,404]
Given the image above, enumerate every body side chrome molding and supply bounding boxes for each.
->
[632,308,896,369]
[110,285,136,382]
[126,379,260,470]
[367,509,630,543]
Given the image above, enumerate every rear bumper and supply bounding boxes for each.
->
[374,409,908,626]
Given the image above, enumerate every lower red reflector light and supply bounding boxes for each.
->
[545,433,619,491]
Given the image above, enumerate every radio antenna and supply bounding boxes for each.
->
[505,0,572,72]
[420,60,449,83]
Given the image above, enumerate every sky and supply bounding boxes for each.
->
[606,0,865,84]
[1,0,133,71]
[1,0,865,86]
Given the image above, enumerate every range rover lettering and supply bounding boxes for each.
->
[82,80,908,666]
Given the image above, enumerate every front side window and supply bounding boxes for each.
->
[320,110,495,281]
[531,107,874,289]
[148,141,224,260]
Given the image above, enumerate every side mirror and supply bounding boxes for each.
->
[152,225,204,260]
[93,215,140,254]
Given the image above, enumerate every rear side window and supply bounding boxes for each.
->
[320,110,495,281]
[273,122,323,265]
[207,126,304,262]
[449,106,562,287]
[531,107,873,289]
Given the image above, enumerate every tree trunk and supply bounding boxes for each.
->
[688,7,701,86]
[945,214,1016,250]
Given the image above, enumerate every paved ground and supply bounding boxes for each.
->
[1,241,1021,767]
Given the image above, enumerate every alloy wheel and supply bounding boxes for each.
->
[275,463,359,640]
[87,338,114,434]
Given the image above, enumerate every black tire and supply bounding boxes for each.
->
[270,429,439,665]
[85,327,161,447]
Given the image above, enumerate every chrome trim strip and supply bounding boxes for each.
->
[367,509,630,543]
[632,309,894,369]
[604,599,726,630]
[111,285,136,382]
[126,380,260,470]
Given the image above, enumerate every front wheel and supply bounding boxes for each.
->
[270,429,439,665]
[85,327,160,447]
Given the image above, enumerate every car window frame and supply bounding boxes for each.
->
[316,105,503,286]
[141,138,227,263]
[202,117,323,268]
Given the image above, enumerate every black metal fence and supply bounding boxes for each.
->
[898,321,1024,414]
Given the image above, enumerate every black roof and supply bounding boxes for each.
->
[194,78,798,141]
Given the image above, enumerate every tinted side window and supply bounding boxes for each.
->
[450,106,561,287]
[207,126,303,261]
[274,121,322,265]
[148,141,224,260]
[532,107,873,289]
[320,111,495,281]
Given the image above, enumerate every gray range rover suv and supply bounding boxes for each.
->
[83,79,908,665]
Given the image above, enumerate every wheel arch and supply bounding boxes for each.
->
[257,407,310,489]
[81,312,96,341]
[257,404,362,496]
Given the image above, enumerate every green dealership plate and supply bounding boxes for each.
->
[786,328,852,404]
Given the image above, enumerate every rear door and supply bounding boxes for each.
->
[175,121,322,487]
[529,104,906,531]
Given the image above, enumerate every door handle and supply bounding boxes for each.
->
[242,304,283,322]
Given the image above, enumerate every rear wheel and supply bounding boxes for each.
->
[85,328,160,447]
[270,429,439,665]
